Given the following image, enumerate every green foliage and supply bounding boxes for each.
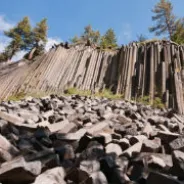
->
[149,0,176,39]
[26,18,48,57]
[1,17,48,61]
[31,18,48,55]
[96,89,123,99]
[100,28,118,49]
[0,50,9,62]
[70,25,118,50]
[70,35,80,43]
[171,18,184,44]
[65,88,91,96]
[70,25,101,45]
[153,97,165,109]
[137,96,150,105]
[65,87,123,99]
[82,25,101,44]
[7,91,26,101]
[4,16,31,59]
[137,96,164,109]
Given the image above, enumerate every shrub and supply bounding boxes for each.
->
[137,96,150,105]
[153,97,165,109]
[7,91,26,101]
[65,87,123,100]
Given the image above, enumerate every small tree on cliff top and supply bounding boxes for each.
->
[100,28,118,48]
[149,0,176,40]
[171,18,184,44]
[4,16,31,60]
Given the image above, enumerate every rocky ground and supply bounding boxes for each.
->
[0,95,184,183]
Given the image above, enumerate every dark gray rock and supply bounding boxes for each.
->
[141,138,161,153]
[129,135,147,145]
[170,137,184,151]
[65,168,89,184]
[84,171,108,184]
[172,150,184,179]
[80,141,104,160]
[119,138,130,150]
[146,172,182,184]
[55,144,75,161]
[0,157,42,183]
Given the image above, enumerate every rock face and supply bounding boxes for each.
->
[0,94,184,183]
[0,40,184,114]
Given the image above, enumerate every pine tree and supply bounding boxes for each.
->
[70,25,101,45]
[31,18,48,55]
[149,0,176,39]
[4,16,31,59]
[70,35,80,43]
[100,28,117,49]
[82,25,101,44]
[171,18,184,44]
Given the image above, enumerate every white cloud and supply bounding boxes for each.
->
[45,37,62,51]
[0,36,9,52]
[0,15,14,32]
[118,23,132,44]
[12,50,27,62]
[0,16,13,54]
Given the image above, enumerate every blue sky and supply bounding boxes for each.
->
[0,0,183,60]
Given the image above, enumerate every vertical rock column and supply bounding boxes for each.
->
[149,44,154,104]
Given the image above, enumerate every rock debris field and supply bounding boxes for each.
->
[0,95,184,183]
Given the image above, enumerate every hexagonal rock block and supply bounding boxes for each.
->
[106,143,123,157]
[141,138,161,153]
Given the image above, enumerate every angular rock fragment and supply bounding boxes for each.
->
[147,172,182,184]
[172,150,184,179]
[142,122,153,137]
[0,157,42,183]
[129,135,147,145]
[87,121,111,135]
[170,137,184,151]
[80,160,100,174]
[141,138,161,153]
[119,138,130,150]
[122,142,142,158]
[65,168,89,184]
[85,171,108,184]
[106,143,123,156]
[47,120,69,133]
[117,115,132,124]
[0,134,19,162]
[32,167,66,184]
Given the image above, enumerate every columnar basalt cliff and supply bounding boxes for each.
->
[0,40,184,113]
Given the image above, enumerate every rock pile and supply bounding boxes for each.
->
[0,94,184,183]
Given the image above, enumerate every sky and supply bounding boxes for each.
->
[0,0,183,60]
